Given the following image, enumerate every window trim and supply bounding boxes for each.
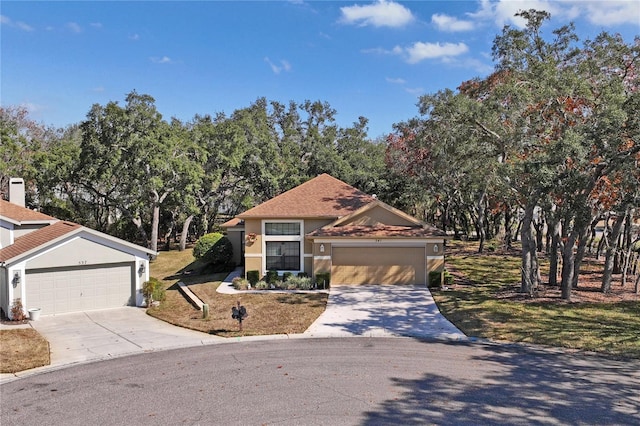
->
[261,220,304,273]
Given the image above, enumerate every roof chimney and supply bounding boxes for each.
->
[9,177,25,207]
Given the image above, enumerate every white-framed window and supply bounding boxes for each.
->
[262,220,303,272]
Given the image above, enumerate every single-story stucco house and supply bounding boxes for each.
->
[0,178,156,319]
[222,174,448,286]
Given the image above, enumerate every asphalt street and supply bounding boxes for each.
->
[2,338,639,425]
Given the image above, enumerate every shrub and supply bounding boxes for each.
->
[297,272,309,278]
[143,277,166,304]
[283,272,293,282]
[287,276,313,290]
[266,270,279,284]
[444,270,454,286]
[315,272,330,289]
[428,270,454,288]
[193,232,233,265]
[232,277,250,290]
[10,299,27,321]
[255,280,269,290]
[246,270,260,286]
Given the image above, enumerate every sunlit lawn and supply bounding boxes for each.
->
[433,242,640,358]
[147,249,328,338]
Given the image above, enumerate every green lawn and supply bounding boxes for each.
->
[433,245,640,358]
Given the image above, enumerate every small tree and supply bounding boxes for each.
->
[142,278,166,305]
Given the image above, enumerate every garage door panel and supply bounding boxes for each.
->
[331,247,425,285]
[26,263,134,315]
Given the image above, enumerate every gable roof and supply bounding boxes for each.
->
[330,200,424,227]
[237,174,376,219]
[306,199,447,239]
[0,221,82,263]
[0,199,57,225]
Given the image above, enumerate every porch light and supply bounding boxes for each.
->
[138,261,146,274]
[13,271,21,286]
[433,244,439,253]
[320,244,325,253]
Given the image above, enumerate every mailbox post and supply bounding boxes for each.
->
[231,300,247,331]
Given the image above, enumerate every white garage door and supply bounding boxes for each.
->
[26,263,134,315]
[331,247,426,285]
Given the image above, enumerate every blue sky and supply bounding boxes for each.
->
[2,1,639,139]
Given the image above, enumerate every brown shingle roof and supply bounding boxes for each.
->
[307,224,447,238]
[238,174,376,219]
[0,199,57,223]
[0,221,81,262]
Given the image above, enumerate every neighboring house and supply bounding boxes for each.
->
[0,178,156,319]
[222,174,448,286]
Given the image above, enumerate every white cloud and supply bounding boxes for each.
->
[129,33,140,41]
[66,22,82,33]
[340,0,415,28]
[581,1,640,26]
[432,13,475,32]
[265,57,292,74]
[468,0,558,28]
[1,15,34,31]
[386,77,406,84]
[90,22,103,29]
[401,41,469,64]
[405,87,424,95]
[150,56,173,64]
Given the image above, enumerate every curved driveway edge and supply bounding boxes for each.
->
[305,285,466,340]
[0,307,226,383]
[1,284,465,384]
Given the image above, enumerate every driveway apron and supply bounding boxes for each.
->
[27,307,224,369]
[305,285,466,339]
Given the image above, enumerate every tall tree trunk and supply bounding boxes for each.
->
[602,210,628,293]
[521,201,540,295]
[149,190,170,254]
[596,213,610,260]
[560,232,577,301]
[179,215,194,251]
[571,222,591,289]
[504,206,514,249]
[548,216,561,287]
[533,212,545,252]
[620,209,635,287]
[476,192,487,253]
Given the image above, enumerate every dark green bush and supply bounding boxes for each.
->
[246,270,260,286]
[297,272,309,278]
[315,272,330,289]
[283,271,293,282]
[193,232,233,265]
[428,271,442,288]
[266,270,279,284]
[429,270,453,288]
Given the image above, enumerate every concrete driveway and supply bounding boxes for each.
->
[2,284,464,382]
[304,285,466,339]
[26,307,225,370]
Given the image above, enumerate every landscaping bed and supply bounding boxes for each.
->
[146,249,328,337]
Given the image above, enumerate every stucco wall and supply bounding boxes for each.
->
[347,206,416,227]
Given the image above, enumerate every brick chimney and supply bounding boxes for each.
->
[9,177,25,207]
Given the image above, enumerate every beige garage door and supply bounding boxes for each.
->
[331,247,425,285]
[26,263,134,315]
